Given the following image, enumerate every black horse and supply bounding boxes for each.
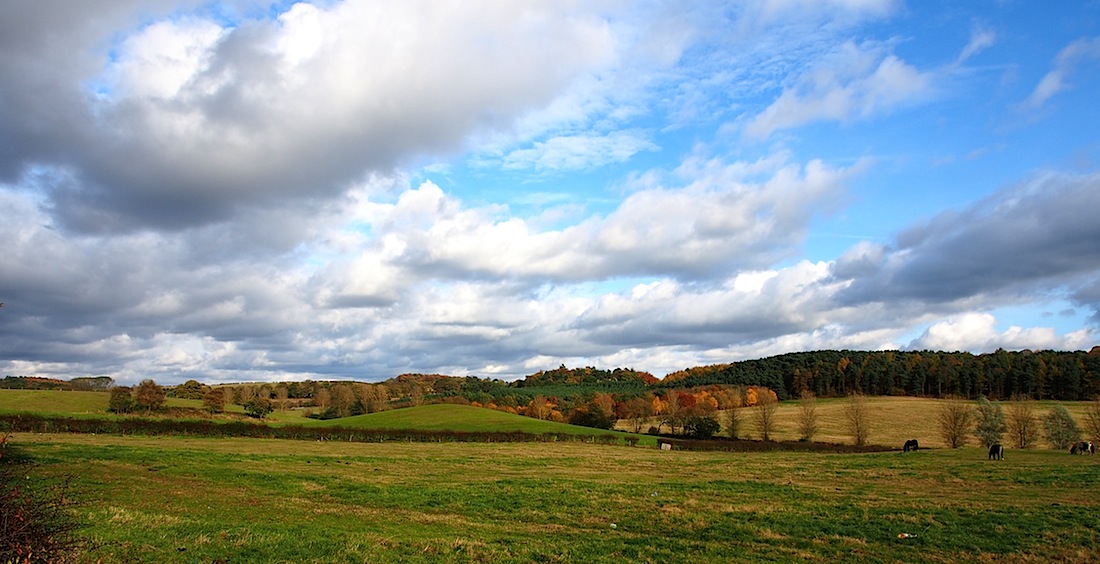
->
[903,439,919,452]
[1070,441,1094,455]
[988,444,1004,460]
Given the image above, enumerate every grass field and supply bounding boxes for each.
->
[14,432,1100,563]
[621,396,1099,450]
[4,390,1100,561]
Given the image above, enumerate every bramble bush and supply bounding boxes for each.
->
[0,434,87,563]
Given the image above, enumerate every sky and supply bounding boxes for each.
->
[2,0,1100,386]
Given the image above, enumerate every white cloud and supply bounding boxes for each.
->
[500,131,658,172]
[909,312,1095,352]
[955,26,996,65]
[744,41,934,139]
[1024,36,1100,108]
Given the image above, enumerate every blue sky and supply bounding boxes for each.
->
[1,1,1099,385]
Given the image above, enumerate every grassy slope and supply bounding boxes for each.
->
[17,433,1100,563]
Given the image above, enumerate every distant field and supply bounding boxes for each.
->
[623,396,1098,449]
[4,390,1096,451]
[15,433,1100,563]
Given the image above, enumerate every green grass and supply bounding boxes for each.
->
[16,433,1100,563]
[299,404,634,436]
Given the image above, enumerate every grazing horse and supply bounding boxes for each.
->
[988,444,1004,460]
[1071,441,1094,455]
[903,439,919,452]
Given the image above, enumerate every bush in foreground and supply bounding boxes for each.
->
[0,434,87,563]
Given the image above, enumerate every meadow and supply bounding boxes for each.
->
[15,434,1100,563]
[3,390,1100,562]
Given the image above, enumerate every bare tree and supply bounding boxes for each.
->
[274,385,289,411]
[797,390,819,442]
[313,387,331,411]
[331,383,356,418]
[753,389,779,441]
[844,392,871,447]
[1082,399,1100,445]
[236,385,257,406]
[723,387,745,439]
[938,396,974,449]
[661,391,683,435]
[1006,396,1040,449]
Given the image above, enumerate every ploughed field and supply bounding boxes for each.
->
[15,432,1100,563]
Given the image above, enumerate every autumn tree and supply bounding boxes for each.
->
[660,391,684,434]
[973,396,1007,448]
[1042,405,1081,450]
[274,384,289,411]
[1006,396,1040,449]
[108,386,134,413]
[723,387,745,439]
[526,395,554,420]
[622,397,654,433]
[938,396,974,449]
[843,392,871,447]
[797,390,819,442]
[330,384,356,418]
[133,380,166,412]
[753,389,778,441]
[203,387,226,414]
[409,385,425,407]
[236,385,257,406]
[354,384,389,413]
[313,386,331,411]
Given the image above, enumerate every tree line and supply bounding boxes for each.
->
[663,348,1100,401]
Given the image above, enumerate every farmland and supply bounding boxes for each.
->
[3,390,1100,562]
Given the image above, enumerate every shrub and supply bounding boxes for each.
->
[974,396,1007,448]
[938,396,974,449]
[1042,405,1081,450]
[0,434,87,562]
[244,397,274,419]
[683,415,721,439]
[568,407,616,430]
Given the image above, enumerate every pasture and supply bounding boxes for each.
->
[5,390,1100,561]
[13,433,1100,563]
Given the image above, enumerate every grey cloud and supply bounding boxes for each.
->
[833,172,1100,311]
[3,1,618,233]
